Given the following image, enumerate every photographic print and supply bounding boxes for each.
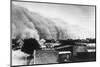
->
[11,0,96,66]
